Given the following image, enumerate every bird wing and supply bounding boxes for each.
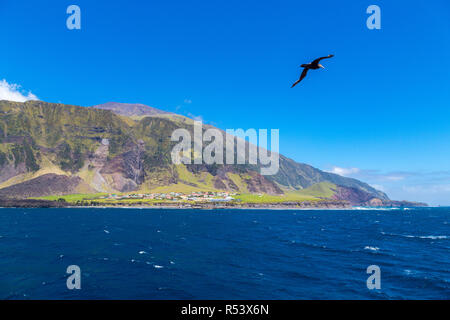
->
[291,68,308,88]
[311,54,334,66]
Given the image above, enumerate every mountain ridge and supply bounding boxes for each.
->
[92,102,171,117]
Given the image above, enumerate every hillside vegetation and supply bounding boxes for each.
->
[0,100,389,205]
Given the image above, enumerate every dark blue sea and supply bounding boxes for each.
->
[0,207,448,300]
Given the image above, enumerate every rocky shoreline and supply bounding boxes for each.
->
[0,198,427,209]
[0,199,70,208]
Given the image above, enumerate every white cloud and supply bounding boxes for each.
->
[384,175,405,181]
[328,166,407,181]
[184,99,192,104]
[0,79,38,102]
[329,166,360,176]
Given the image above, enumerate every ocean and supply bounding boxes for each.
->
[0,207,448,299]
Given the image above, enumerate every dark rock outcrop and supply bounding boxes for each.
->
[0,198,70,208]
[0,174,93,198]
[333,185,428,207]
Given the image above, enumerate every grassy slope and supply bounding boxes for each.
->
[227,173,249,193]
[295,181,336,198]
[235,182,336,203]
[36,182,338,204]
[138,164,220,193]
[35,193,109,202]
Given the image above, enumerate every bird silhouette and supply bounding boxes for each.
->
[291,54,334,88]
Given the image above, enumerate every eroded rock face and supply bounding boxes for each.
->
[245,171,283,195]
[332,186,428,207]
[78,142,110,193]
[0,162,27,184]
[103,172,138,192]
[91,143,109,168]
[100,140,146,192]
[368,198,384,207]
[333,185,375,205]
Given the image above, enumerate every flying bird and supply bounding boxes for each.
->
[291,54,334,88]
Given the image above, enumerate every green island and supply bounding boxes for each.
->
[0,101,426,209]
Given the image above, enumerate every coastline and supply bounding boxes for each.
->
[0,198,427,210]
[0,198,349,210]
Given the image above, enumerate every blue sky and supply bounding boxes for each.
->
[1,0,449,205]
